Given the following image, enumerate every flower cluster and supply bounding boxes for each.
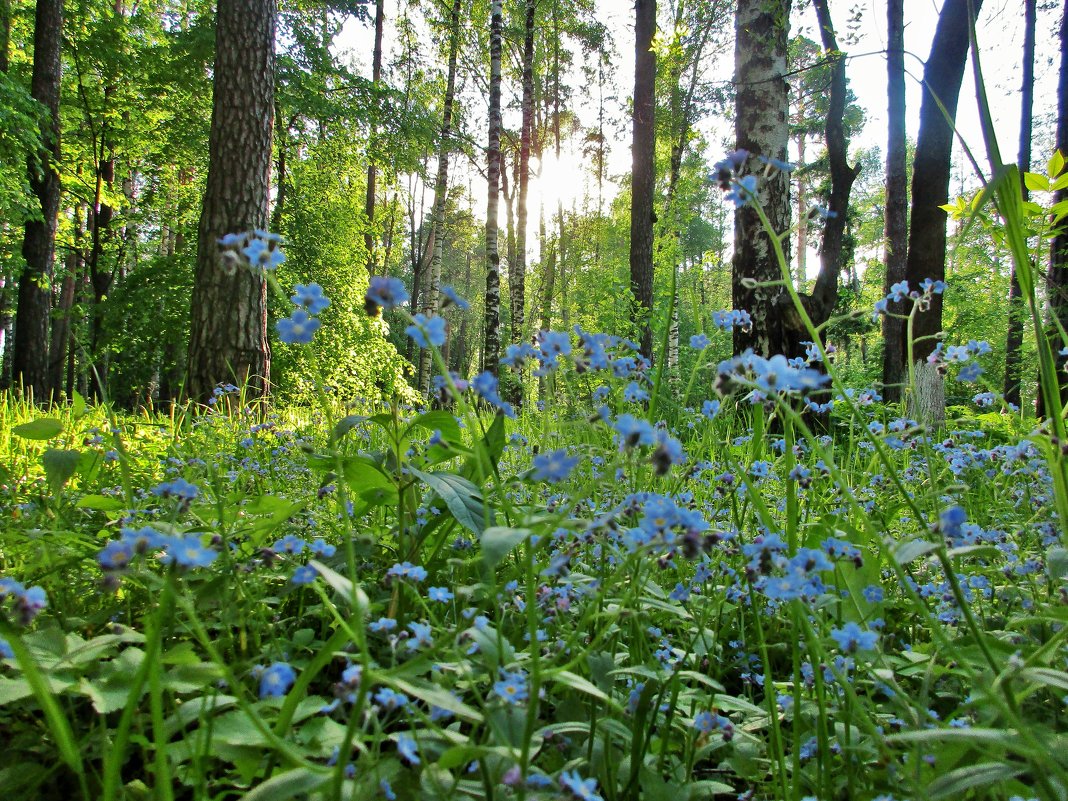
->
[0,576,48,626]
[715,350,830,401]
[217,230,286,275]
[872,277,946,321]
[278,282,330,345]
[365,276,408,315]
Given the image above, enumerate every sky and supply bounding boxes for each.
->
[334,0,1058,257]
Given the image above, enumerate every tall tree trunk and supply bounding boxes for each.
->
[902,0,982,369]
[1004,0,1036,408]
[630,0,656,360]
[14,0,64,401]
[49,249,77,396]
[483,0,503,376]
[807,0,861,326]
[1048,0,1068,411]
[418,0,461,395]
[508,0,535,400]
[187,0,275,403]
[881,0,908,403]
[364,0,384,274]
[795,132,807,286]
[0,0,11,389]
[732,0,792,358]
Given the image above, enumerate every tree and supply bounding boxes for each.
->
[901,0,982,376]
[417,0,461,395]
[1004,0,1036,408]
[13,0,64,400]
[364,0,384,274]
[881,0,907,402]
[483,0,503,376]
[1047,0,1068,410]
[630,0,656,360]
[186,0,276,403]
[732,0,792,357]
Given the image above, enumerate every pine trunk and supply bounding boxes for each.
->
[1048,0,1068,412]
[186,0,275,403]
[510,0,535,369]
[881,0,908,402]
[364,0,384,274]
[630,0,656,360]
[14,0,64,401]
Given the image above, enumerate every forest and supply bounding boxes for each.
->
[1,0,1068,799]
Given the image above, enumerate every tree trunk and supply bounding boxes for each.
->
[1003,0,1035,409]
[186,0,275,403]
[49,249,77,397]
[418,0,461,395]
[508,0,535,396]
[14,0,64,401]
[1048,0,1068,412]
[630,0,656,360]
[902,0,982,369]
[807,0,861,326]
[364,0,384,274]
[881,0,908,402]
[483,0,503,376]
[732,0,793,358]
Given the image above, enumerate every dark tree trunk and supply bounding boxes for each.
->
[630,0,656,360]
[732,0,793,357]
[807,0,861,325]
[14,0,64,401]
[1048,0,1068,411]
[49,249,77,396]
[364,0,384,274]
[902,0,982,367]
[510,0,535,363]
[483,0,503,376]
[1004,0,1036,408]
[881,0,908,402]
[187,0,275,403]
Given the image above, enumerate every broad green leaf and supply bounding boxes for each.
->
[409,468,491,535]
[1047,546,1068,581]
[71,391,87,418]
[405,409,462,445]
[1049,149,1065,178]
[42,448,81,492]
[549,669,616,708]
[462,412,506,484]
[387,677,483,723]
[12,418,64,440]
[239,768,329,801]
[309,560,369,616]
[892,538,939,565]
[1019,667,1068,693]
[479,526,530,569]
[76,494,126,511]
[1023,171,1050,192]
[926,762,1021,799]
[333,415,367,439]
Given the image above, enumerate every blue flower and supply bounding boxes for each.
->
[98,539,136,571]
[724,174,758,208]
[0,638,12,659]
[406,621,433,650]
[830,622,879,654]
[623,381,649,403]
[273,534,307,554]
[366,276,409,312]
[243,236,286,271]
[309,538,336,557]
[161,535,217,569]
[559,769,603,801]
[690,333,710,349]
[406,313,447,348]
[258,662,296,698]
[369,617,398,633]
[441,285,470,310]
[386,562,428,582]
[428,586,454,602]
[396,732,420,765]
[152,478,200,500]
[277,309,321,345]
[493,669,529,705]
[958,363,983,382]
[291,565,318,585]
[373,686,410,711]
[532,449,579,483]
[291,283,330,314]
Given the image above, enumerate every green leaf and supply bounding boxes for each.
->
[42,449,81,492]
[549,669,617,708]
[239,767,329,801]
[1024,171,1050,192]
[12,418,64,441]
[1049,149,1065,178]
[309,560,369,616]
[76,494,126,511]
[70,391,87,418]
[333,415,367,439]
[1047,546,1068,582]
[462,412,506,484]
[479,526,530,570]
[892,538,939,565]
[1019,667,1068,693]
[405,409,462,445]
[888,727,1015,745]
[409,468,491,535]
[387,677,483,723]
[926,762,1021,798]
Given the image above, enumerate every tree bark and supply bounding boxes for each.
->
[483,0,503,376]
[1004,0,1036,409]
[902,0,982,368]
[732,0,792,357]
[186,0,275,403]
[14,0,64,401]
[881,0,908,402]
[510,0,535,376]
[418,0,461,395]
[1048,0,1068,411]
[630,0,656,360]
[364,0,384,274]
